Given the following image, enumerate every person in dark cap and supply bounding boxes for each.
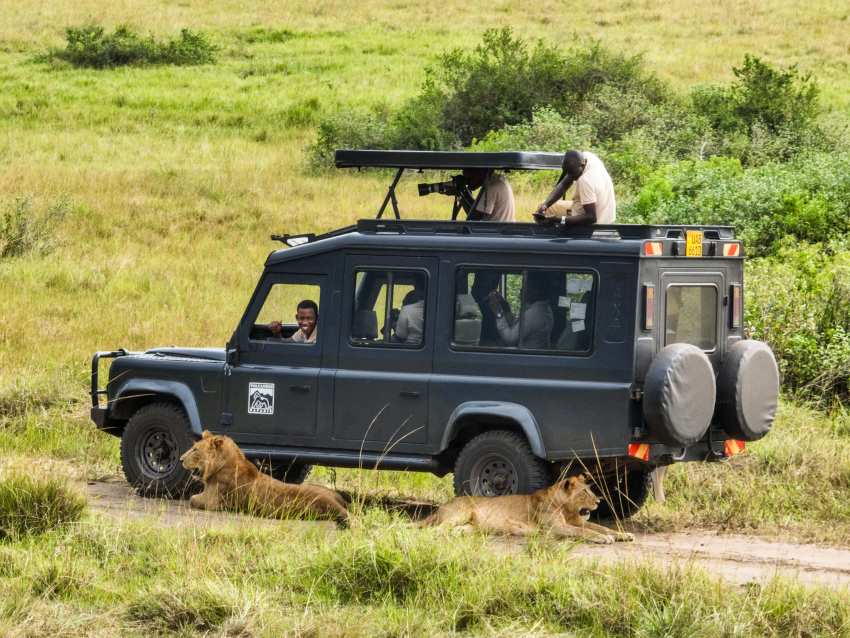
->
[533,150,616,226]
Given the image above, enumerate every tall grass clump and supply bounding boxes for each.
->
[48,24,216,68]
[0,196,68,259]
[124,583,242,634]
[0,474,85,541]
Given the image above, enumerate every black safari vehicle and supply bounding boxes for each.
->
[91,150,780,517]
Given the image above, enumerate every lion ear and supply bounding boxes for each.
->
[202,430,212,439]
[212,437,223,448]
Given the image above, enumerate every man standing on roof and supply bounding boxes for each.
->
[459,168,516,222]
[533,150,615,226]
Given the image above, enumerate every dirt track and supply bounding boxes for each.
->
[85,480,850,590]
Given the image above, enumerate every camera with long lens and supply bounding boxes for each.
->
[417,174,466,197]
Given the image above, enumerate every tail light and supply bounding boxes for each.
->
[724,439,745,457]
[628,443,651,461]
[642,285,655,330]
[730,284,742,328]
[644,241,663,256]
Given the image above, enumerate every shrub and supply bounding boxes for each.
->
[49,24,216,68]
[429,29,665,145]
[621,152,850,255]
[0,196,69,259]
[307,107,391,169]
[125,583,240,633]
[0,475,86,541]
[746,244,850,404]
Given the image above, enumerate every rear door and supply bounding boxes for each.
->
[659,269,725,367]
[331,254,437,452]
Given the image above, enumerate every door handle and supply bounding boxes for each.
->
[289,384,311,393]
[399,390,420,399]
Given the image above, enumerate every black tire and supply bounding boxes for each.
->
[256,460,312,484]
[717,340,780,441]
[643,343,716,446]
[590,466,651,521]
[120,402,197,498]
[453,430,551,497]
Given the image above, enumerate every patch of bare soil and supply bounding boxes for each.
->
[85,480,850,589]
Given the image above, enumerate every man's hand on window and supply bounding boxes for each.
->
[269,321,283,336]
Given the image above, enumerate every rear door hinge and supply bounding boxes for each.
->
[630,387,644,401]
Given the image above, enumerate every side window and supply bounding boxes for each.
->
[453,268,595,353]
[351,270,427,347]
[251,282,320,344]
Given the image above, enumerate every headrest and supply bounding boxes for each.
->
[456,294,482,320]
[352,309,379,340]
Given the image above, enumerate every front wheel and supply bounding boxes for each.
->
[453,430,552,496]
[120,402,197,498]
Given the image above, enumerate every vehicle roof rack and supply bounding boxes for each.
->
[335,150,564,170]
[335,149,564,220]
[355,219,736,240]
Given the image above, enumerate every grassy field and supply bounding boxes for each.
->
[3,1,850,635]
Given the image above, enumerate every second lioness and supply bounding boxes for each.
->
[180,431,349,526]
[419,475,633,544]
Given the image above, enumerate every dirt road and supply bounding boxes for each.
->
[85,480,850,590]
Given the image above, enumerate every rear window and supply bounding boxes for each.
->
[665,285,717,350]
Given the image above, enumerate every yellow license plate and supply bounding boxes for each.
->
[686,230,703,257]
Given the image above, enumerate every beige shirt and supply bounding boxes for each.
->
[290,327,317,344]
[572,151,616,224]
[477,173,515,222]
[395,299,424,345]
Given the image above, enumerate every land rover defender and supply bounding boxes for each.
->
[90,151,780,518]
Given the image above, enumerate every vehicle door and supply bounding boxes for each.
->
[659,268,726,368]
[225,275,325,446]
[332,255,436,452]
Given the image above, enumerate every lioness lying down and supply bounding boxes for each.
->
[180,431,349,527]
[419,475,633,544]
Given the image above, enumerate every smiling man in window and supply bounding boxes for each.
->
[270,299,319,344]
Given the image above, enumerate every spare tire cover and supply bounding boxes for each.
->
[717,340,779,441]
[643,343,716,446]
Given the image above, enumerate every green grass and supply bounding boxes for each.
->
[1,513,849,636]
[0,474,86,541]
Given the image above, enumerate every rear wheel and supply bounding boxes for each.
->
[255,460,312,484]
[120,402,197,498]
[589,465,651,521]
[453,430,551,496]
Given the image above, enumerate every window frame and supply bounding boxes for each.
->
[450,265,598,357]
[349,267,429,350]
[663,282,719,353]
[242,274,325,352]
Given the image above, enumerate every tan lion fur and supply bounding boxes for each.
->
[180,431,349,526]
[418,475,633,543]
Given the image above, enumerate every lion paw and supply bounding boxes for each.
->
[591,534,615,544]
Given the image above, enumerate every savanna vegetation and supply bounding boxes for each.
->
[2,1,850,635]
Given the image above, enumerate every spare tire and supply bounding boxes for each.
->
[717,340,779,441]
[643,343,716,446]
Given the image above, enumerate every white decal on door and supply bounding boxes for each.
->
[248,382,275,415]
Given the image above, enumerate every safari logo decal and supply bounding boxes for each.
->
[248,382,274,415]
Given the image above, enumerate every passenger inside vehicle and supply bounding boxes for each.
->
[487,272,554,349]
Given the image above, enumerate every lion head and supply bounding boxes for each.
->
[180,431,245,481]
[547,474,600,520]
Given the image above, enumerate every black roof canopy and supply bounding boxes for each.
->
[335,149,564,171]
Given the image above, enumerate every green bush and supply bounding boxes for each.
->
[0,475,86,541]
[1,196,69,259]
[621,152,850,255]
[746,244,850,404]
[307,107,391,169]
[49,24,216,68]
